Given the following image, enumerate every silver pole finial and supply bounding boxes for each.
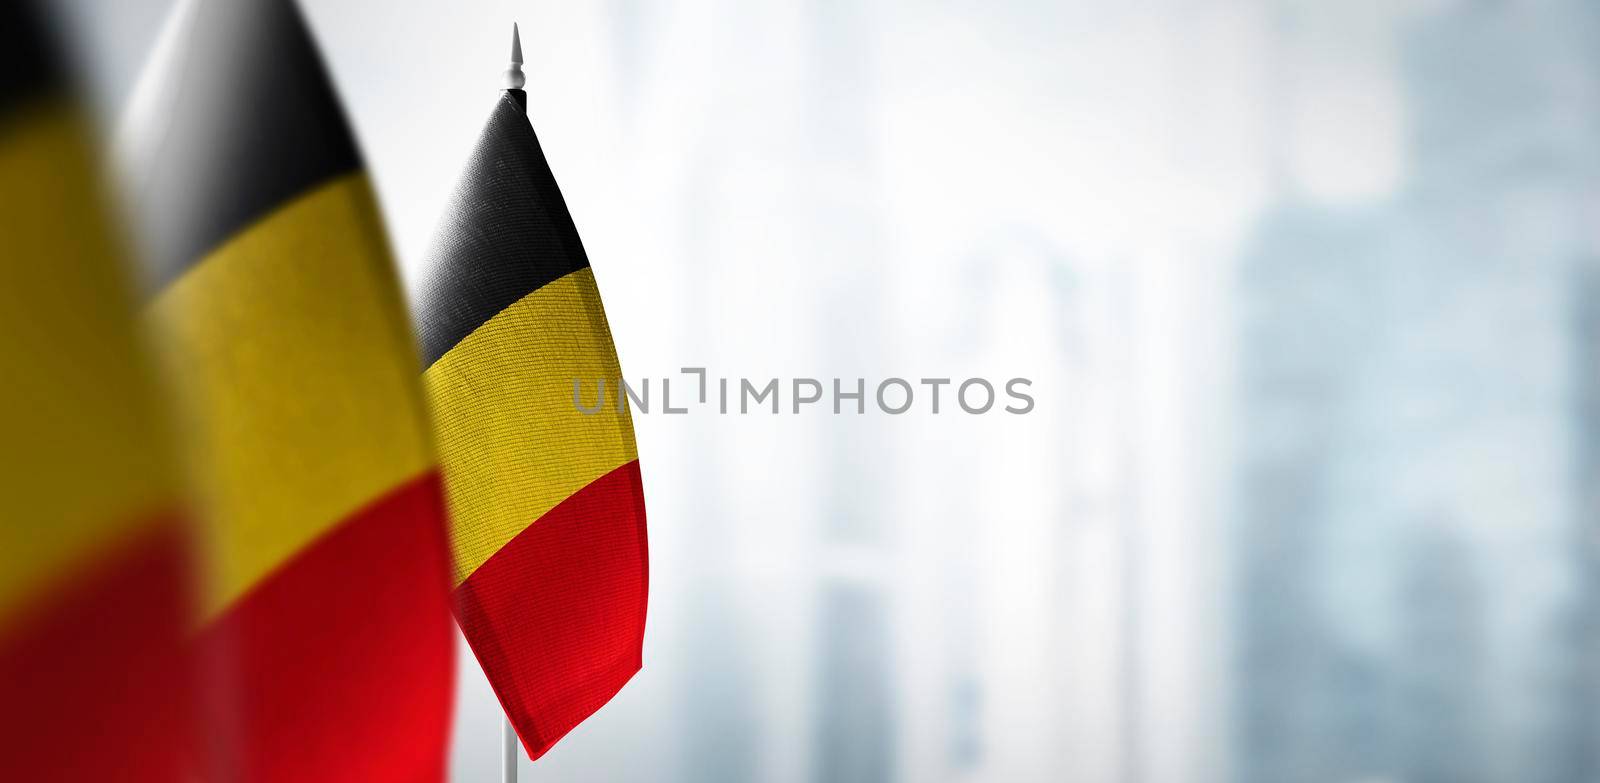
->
[503,23,526,90]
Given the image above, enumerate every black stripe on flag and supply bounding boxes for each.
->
[0,2,65,120]
[414,93,592,369]
[134,0,361,290]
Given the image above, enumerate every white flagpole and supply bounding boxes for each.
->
[502,714,519,783]
[500,24,527,783]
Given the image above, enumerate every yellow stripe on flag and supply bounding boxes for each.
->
[149,173,432,619]
[0,105,177,624]
[425,268,638,587]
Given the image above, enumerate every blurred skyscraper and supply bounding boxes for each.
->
[804,2,898,781]
[1234,199,1393,783]
[1233,1,1600,781]
[1561,260,1600,782]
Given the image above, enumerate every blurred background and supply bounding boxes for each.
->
[47,0,1600,780]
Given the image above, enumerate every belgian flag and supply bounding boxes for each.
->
[414,29,649,760]
[124,0,454,779]
[0,3,194,780]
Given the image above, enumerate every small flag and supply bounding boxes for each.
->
[0,3,194,779]
[415,25,649,760]
[124,0,454,779]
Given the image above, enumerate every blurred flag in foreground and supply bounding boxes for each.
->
[123,0,454,779]
[414,26,650,760]
[0,3,194,780]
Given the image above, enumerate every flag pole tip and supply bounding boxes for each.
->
[504,23,526,90]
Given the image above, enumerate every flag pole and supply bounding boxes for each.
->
[502,714,520,783]
[504,23,526,92]
[499,26,526,783]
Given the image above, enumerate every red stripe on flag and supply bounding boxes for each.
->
[0,515,194,782]
[455,459,649,760]
[200,472,455,783]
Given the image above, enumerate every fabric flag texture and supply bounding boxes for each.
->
[0,3,194,780]
[124,0,454,779]
[415,79,649,759]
